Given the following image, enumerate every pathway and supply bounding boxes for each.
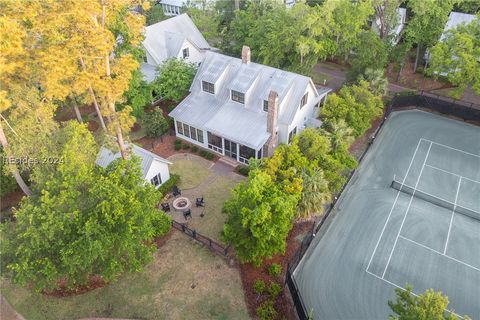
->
[1,295,25,320]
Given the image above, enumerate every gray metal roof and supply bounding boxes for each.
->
[96,144,171,179]
[140,63,157,83]
[440,12,476,41]
[169,51,331,149]
[143,14,211,64]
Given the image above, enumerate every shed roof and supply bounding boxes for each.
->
[96,144,171,179]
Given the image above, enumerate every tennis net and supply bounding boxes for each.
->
[391,179,480,221]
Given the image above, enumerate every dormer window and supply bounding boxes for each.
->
[300,92,308,108]
[231,90,245,104]
[202,81,215,94]
[263,100,269,112]
[182,48,189,58]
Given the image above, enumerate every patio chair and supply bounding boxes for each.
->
[196,197,204,207]
[183,209,192,220]
[161,203,170,212]
[172,185,181,197]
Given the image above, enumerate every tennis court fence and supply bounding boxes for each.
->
[285,92,479,320]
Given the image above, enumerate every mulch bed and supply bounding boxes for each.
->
[239,221,314,320]
[386,59,451,92]
[55,104,96,122]
[137,134,178,158]
[1,189,25,211]
[87,120,99,132]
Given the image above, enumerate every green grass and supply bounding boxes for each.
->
[188,174,244,242]
[169,157,213,189]
[1,232,249,320]
[310,71,331,85]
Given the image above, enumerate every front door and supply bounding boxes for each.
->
[224,139,237,160]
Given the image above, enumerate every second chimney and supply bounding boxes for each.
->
[241,45,251,64]
[266,90,279,157]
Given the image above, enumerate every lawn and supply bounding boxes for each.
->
[0,231,249,320]
[169,154,213,189]
[187,174,244,242]
[310,70,331,85]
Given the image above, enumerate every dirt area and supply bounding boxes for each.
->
[349,116,384,160]
[386,60,451,92]
[55,104,97,122]
[239,221,314,320]
[136,134,178,158]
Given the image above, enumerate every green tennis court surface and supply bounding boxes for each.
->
[294,110,480,319]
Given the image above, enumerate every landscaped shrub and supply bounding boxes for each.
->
[204,152,214,160]
[157,174,180,195]
[256,299,276,320]
[143,107,169,138]
[191,146,198,153]
[253,279,266,295]
[174,139,182,150]
[237,165,249,176]
[267,263,282,277]
[181,143,190,150]
[268,282,282,299]
[198,150,207,157]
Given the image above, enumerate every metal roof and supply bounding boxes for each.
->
[96,144,171,179]
[169,51,331,149]
[140,63,157,83]
[143,14,211,64]
[440,12,476,41]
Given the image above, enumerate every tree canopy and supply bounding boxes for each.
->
[152,58,197,102]
[428,16,480,98]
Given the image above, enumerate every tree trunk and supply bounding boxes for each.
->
[0,121,32,196]
[413,45,420,73]
[79,56,107,131]
[72,98,83,123]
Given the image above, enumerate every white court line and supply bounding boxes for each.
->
[399,235,480,274]
[421,138,480,159]
[444,177,462,255]
[365,269,463,319]
[425,164,480,185]
[366,139,423,273]
[381,141,433,279]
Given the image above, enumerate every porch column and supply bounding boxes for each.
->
[236,143,240,162]
[221,137,225,156]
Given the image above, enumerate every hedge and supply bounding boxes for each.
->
[158,174,180,195]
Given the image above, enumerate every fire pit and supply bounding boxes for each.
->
[172,197,191,211]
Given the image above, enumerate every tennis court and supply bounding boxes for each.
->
[294,110,480,319]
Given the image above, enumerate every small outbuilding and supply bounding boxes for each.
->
[96,144,172,188]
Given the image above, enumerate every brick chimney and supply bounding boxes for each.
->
[241,45,251,64]
[266,91,279,157]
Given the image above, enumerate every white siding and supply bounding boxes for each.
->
[145,51,156,65]
[145,160,171,187]
[173,118,209,149]
[286,83,318,138]
[176,39,204,66]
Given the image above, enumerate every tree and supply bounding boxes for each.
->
[0,148,17,197]
[143,107,169,139]
[320,81,384,137]
[347,30,388,82]
[404,0,456,72]
[324,119,355,151]
[428,17,480,98]
[186,7,222,47]
[297,168,331,219]
[121,69,153,118]
[145,1,167,25]
[152,58,197,102]
[1,122,171,290]
[223,169,297,266]
[296,128,331,163]
[388,285,469,320]
[357,68,389,96]
[372,0,403,42]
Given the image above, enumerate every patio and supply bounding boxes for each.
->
[161,153,245,242]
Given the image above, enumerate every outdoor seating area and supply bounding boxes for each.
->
[161,185,206,222]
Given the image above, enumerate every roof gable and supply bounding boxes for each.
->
[143,14,211,64]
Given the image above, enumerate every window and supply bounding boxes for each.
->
[202,81,215,94]
[182,48,189,59]
[207,132,222,153]
[263,100,269,112]
[190,125,197,141]
[183,123,190,137]
[150,173,162,187]
[288,127,297,144]
[177,121,183,135]
[300,92,308,108]
[239,145,256,164]
[231,90,245,104]
[197,129,204,143]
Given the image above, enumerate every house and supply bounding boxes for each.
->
[371,7,407,45]
[168,46,331,164]
[424,11,476,63]
[141,13,213,82]
[96,144,172,188]
[157,0,209,16]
